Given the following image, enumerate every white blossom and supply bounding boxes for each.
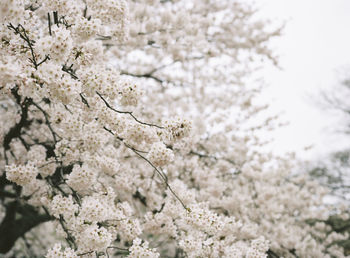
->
[128,238,159,258]
[76,224,113,253]
[46,243,78,258]
[66,164,97,193]
[50,195,78,220]
[5,162,38,187]
[147,142,174,167]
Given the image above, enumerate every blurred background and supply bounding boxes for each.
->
[259,0,350,161]
[257,0,350,209]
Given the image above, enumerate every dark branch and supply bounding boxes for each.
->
[0,201,52,254]
[96,91,164,129]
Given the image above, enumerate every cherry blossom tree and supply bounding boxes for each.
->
[0,0,348,257]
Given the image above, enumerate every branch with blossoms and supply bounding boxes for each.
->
[7,24,50,70]
[102,126,187,210]
[1,10,187,256]
[96,91,164,129]
[1,1,347,257]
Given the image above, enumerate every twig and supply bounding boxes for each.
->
[78,251,94,256]
[96,91,163,129]
[124,142,186,210]
[48,13,52,35]
[102,127,147,154]
[62,65,78,80]
[58,216,77,250]
[7,24,49,69]
[189,150,236,165]
[31,101,60,144]
[103,126,186,209]
[121,71,164,84]
[80,93,90,108]
[53,11,58,25]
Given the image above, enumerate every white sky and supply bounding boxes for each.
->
[258,0,350,160]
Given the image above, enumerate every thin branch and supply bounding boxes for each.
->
[31,101,60,144]
[96,91,164,129]
[189,150,236,165]
[53,11,58,25]
[121,71,164,84]
[78,251,94,257]
[7,24,50,70]
[125,144,187,210]
[103,126,186,209]
[3,95,32,151]
[58,215,77,250]
[48,13,52,36]
[80,93,90,108]
[37,55,50,66]
[62,64,78,80]
[102,127,147,154]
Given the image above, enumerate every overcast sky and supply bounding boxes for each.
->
[258,0,350,160]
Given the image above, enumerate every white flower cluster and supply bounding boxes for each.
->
[36,63,81,104]
[27,145,47,163]
[163,117,192,141]
[46,243,78,258]
[73,17,102,41]
[184,204,224,234]
[143,211,177,238]
[147,142,174,167]
[97,155,120,176]
[71,41,104,67]
[123,123,158,147]
[0,57,22,88]
[76,224,113,253]
[36,26,73,62]
[43,0,83,15]
[128,238,160,258]
[79,195,112,223]
[77,65,108,97]
[49,195,78,220]
[246,237,270,258]
[5,162,38,187]
[0,0,26,23]
[118,80,143,107]
[86,0,129,39]
[66,164,97,193]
